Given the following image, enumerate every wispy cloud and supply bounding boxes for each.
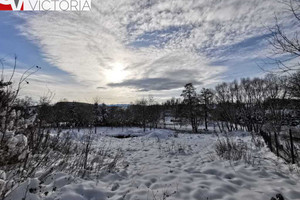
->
[11,0,295,103]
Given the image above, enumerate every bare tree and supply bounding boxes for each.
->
[93,96,101,134]
[269,0,300,72]
[135,98,148,132]
[287,70,300,98]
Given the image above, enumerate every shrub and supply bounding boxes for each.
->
[215,136,249,161]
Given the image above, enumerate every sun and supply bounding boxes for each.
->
[106,62,127,83]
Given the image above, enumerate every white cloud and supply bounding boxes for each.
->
[13,0,294,103]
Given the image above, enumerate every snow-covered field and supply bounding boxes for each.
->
[5,128,300,200]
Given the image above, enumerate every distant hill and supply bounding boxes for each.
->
[107,104,130,108]
[54,101,130,108]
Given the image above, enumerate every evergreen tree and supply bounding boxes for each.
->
[200,88,214,130]
[181,83,200,133]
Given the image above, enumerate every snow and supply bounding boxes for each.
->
[7,134,28,157]
[0,179,5,194]
[49,181,107,200]
[60,127,175,139]
[4,128,300,200]
[0,170,6,180]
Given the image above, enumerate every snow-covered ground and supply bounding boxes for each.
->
[5,128,300,200]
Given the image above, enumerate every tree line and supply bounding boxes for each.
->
[23,70,298,135]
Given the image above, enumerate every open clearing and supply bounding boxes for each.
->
[5,128,300,200]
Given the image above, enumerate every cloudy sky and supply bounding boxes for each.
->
[0,0,296,104]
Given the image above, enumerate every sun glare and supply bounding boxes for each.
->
[106,62,127,83]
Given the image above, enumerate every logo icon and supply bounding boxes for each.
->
[0,0,24,10]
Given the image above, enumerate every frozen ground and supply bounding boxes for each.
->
[5,128,300,200]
